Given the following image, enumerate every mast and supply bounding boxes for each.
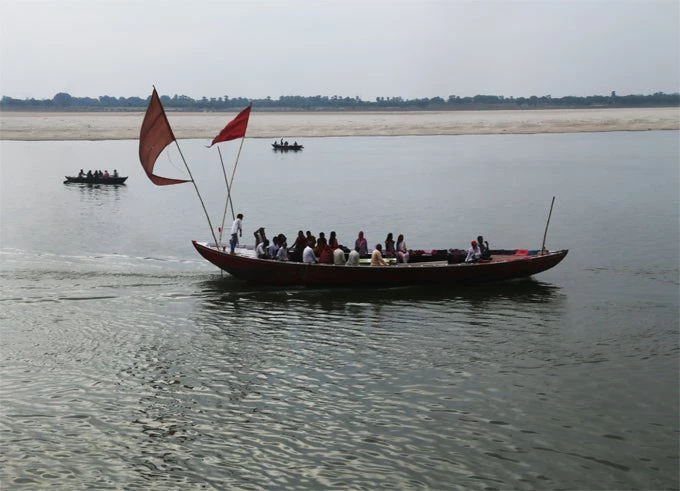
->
[540,196,556,254]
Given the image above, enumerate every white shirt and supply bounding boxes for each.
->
[346,250,360,266]
[333,248,346,265]
[231,218,242,235]
[276,246,288,261]
[303,245,317,264]
[466,245,481,263]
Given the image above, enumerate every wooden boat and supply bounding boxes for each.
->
[64,176,128,185]
[192,241,568,287]
[272,143,303,151]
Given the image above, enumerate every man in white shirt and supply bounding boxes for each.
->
[465,240,481,263]
[333,248,346,265]
[230,213,243,253]
[276,244,289,261]
[303,244,317,264]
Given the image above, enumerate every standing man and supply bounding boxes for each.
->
[230,213,243,254]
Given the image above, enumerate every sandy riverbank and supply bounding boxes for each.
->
[0,107,678,141]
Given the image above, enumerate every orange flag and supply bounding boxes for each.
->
[139,89,190,185]
[210,104,252,146]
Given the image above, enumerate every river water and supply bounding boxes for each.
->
[1,131,678,490]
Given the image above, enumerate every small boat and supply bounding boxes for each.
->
[64,176,128,185]
[192,241,568,287]
[272,142,303,151]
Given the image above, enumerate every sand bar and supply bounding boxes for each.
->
[0,107,678,141]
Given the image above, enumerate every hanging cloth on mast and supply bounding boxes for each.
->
[139,88,191,186]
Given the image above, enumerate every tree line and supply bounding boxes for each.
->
[1,91,677,111]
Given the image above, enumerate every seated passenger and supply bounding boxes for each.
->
[78,169,85,178]
[303,243,317,264]
[254,227,266,247]
[291,230,306,262]
[396,234,409,263]
[329,231,339,249]
[477,235,491,259]
[346,249,360,266]
[355,231,368,255]
[314,232,327,256]
[305,230,316,248]
[318,245,334,264]
[465,240,481,263]
[267,236,280,259]
[333,248,346,265]
[370,244,388,266]
[256,239,269,259]
[384,233,396,258]
[276,242,289,261]
[113,169,119,178]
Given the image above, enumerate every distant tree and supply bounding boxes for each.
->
[53,92,73,107]
[0,90,678,111]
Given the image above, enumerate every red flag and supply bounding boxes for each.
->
[210,104,252,146]
[139,88,190,186]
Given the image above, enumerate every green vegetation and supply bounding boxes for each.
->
[1,91,678,111]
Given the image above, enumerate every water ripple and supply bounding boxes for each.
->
[1,266,677,489]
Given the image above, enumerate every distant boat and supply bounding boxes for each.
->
[64,176,128,185]
[272,142,303,151]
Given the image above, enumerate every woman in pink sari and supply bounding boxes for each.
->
[354,231,368,255]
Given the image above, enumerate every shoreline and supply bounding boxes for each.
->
[1,107,678,141]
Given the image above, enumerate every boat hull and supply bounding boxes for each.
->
[64,176,128,185]
[192,241,568,287]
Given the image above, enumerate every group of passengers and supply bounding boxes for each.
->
[254,227,290,261]
[77,169,119,179]
[274,138,299,147]
[241,213,491,266]
[465,235,491,263]
[251,227,412,267]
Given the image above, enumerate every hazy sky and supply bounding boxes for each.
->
[1,0,678,101]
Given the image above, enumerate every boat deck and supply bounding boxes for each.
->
[203,243,542,267]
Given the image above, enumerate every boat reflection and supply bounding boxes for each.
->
[63,179,127,204]
[197,276,564,312]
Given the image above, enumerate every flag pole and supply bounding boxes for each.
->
[217,146,236,243]
[173,141,219,246]
[225,134,246,230]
